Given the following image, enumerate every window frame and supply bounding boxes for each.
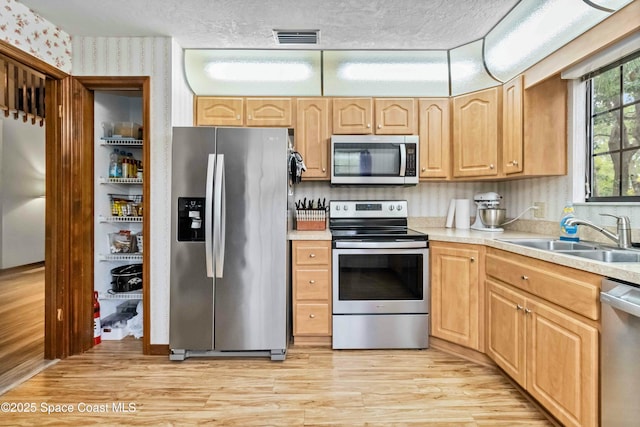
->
[585,50,640,202]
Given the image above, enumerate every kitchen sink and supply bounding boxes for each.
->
[554,249,640,263]
[498,238,640,263]
[497,238,599,251]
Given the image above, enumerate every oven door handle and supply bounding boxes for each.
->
[334,240,427,249]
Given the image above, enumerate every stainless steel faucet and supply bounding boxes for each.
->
[565,213,632,249]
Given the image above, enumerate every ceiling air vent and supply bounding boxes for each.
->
[273,30,320,45]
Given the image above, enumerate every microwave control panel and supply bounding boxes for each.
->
[406,144,417,177]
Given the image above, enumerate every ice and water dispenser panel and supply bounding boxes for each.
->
[177,197,206,242]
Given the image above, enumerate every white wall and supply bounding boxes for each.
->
[73,36,193,345]
[0,117,45,268]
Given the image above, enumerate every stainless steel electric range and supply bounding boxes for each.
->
[329,200,429,349]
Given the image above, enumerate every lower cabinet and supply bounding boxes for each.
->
[430,242,485,351]
[486,249,599,427]
[292,240,332,346]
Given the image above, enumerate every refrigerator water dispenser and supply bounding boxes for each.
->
[177,197,205,242]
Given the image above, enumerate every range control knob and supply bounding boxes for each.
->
[336,205,340,211]
[397,205,403,211]
[343,205,349,211]
[389,205,395,211]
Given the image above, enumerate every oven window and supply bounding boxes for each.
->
[338,253,423,300]
[333,143,400,176]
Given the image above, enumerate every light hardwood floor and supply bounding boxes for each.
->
[0,339,551,426]
[0,266,46,393]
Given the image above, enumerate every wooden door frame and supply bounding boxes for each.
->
[0,40,152,358]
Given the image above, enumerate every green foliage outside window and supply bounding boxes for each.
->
[588,53,640,201]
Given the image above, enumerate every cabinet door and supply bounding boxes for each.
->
[430,243,483,351]
[486,279,527,387]
[418,98,450,179]
[526,300,598,427]
[503,75,524,175]
[195,97,244,126]
[374,98,417,135]
[245,98,293,127]
[332,98,373,134]
[296,98,331,179]
[452,87,500,177]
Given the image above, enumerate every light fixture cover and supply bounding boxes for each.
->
[323,50,449,96]
[450,40,500,96]
[185,49,321,96]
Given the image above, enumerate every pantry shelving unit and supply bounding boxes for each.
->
[94,91,144,341]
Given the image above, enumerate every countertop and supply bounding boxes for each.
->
[288,226,640,284]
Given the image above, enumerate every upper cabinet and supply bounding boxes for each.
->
[418,98,450,180]
[196,97,244,126]
[332,98,417,135]
[452,87,501,178]
[195,97,293,127]
[332,98,373,134]
[374,98,417,135]
[502,75,524,175]
[296,98,331,180]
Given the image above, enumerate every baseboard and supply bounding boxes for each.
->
[148,344,169,356]
[429,336,494,367]
[0,261,45,276]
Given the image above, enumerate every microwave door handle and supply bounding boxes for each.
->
[399,144,407,177]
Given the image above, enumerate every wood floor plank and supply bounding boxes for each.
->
[0,339,552,426]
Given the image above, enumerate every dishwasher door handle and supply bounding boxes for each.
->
[601,291,640,318]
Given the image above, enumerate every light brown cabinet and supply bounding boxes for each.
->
[332,98,373,134]
[195,97,293,127]
[332,98,418,135]
[430,242,484,351]
[418,98,450,179]
[502,75,524,175]
[452,87,501,178]
[292,240,332,346]
[486,248,600,427]
[196,97,244,126]
[296,98,331,180]
[374,98,417,135]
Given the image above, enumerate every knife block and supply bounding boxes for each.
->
[295,209,326,230]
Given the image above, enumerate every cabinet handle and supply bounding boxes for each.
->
[309,314,316,319]
[309,253,316,258]
[236,115,240,120]
[377,124,382,129]
[516,304,523,311]
[489,164,495,169]
[521,275,529,280]
[470,257,475,262]
[248,115,252,120]
[309,280,316,284]
[421,167,426,172]
[367,123,371,128]
[524,308,532,314]
[513,160,519,166]
[322,168,326,172]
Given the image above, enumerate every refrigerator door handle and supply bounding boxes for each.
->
[204,153,216,278]
[214,154,226,278]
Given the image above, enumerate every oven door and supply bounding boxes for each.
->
[332,242,429,314]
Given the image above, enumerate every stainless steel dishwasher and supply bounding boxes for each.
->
[600,278,640,426]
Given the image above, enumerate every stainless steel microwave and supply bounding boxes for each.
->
[330,135,419,185]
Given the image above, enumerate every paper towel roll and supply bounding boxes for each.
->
[455,199,470,229]
[445,199,456,228]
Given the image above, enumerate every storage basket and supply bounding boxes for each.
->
[109,194,143,217]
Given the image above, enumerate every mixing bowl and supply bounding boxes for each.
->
[479,208,506,228]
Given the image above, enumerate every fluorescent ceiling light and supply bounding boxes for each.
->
[205,61,312,82]
[337,62,449,82]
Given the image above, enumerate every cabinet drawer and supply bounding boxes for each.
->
[486,249,600,320]
[294,243,330,266]
[295,269,330,301]
[294,303,331,335]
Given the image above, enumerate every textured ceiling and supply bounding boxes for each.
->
[17,0,520,50]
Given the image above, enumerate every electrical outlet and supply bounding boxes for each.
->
[533,202,545,219]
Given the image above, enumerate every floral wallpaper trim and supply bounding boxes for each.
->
[0,0,71,73]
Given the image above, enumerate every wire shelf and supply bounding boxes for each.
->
[99,253,143,262]
[99,290,143,300]
[100,137,143,146]
[100,177,143,185]
[99,215,143,223]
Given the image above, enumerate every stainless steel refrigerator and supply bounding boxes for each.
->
[169,127,290,361]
